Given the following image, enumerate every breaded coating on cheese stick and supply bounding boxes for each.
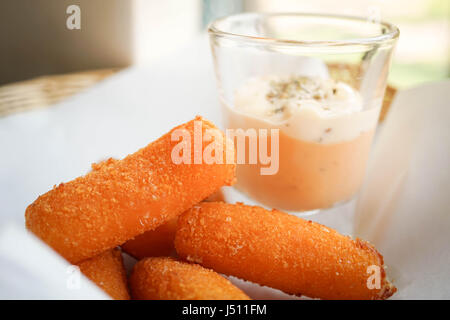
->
[25,117,235,263]
[78,248,130,300]
[122,217,178,259]
[121,191,225,259]
[175,202,396,300]
[129,257,250,300]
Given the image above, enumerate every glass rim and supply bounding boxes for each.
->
[208,12,399,47]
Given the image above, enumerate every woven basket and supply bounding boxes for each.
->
[0,69,118,117]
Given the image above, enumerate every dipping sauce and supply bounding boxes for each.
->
[224,75,379,211]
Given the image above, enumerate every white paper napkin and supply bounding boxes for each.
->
[0,223,110,299]
[354,80,450,299]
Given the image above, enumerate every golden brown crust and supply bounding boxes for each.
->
[175,202,396,300]
[77,248,130,300]
[121,217,178,259]
[25,117,235,263]
[129,257,250,300]
[122,190,226,260]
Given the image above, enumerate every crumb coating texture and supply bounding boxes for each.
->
[25,117,235,263]
[175,202,396,300]
[129,257,250,300]
[77,248,130,300]
[122,189,226,260]
[122,217,178,259]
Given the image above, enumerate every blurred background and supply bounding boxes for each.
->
[0,0,448,88]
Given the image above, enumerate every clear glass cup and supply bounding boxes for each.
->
[209,13,399,214]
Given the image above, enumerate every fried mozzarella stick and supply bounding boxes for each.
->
[129,257,250,300]
[121,191,225,259]
[25,117,235,263]
[78,248,130,300]
[122,217,178,259]
[175,202,396,300]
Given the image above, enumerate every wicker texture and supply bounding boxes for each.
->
[0,69,118,117]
